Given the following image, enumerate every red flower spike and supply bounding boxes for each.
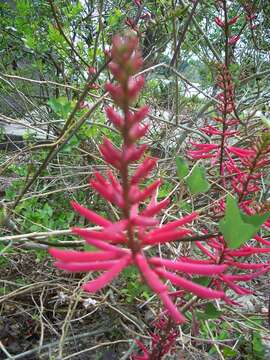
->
[143,229,191,245]
[72,227,125,243]
[131,214,158,227]
[129,123,149,141]
[135,253,167,294]
[130,179,162,204]
[127,76,145,101]
[107,170,122,193]
[49,35,226,324]
[151,212,197,234]
[159,292,186,324]
[100,138,122,162]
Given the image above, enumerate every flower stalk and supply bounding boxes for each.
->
[49,34,227,324]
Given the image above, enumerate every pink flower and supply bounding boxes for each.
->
[215,16,225,28]
[133,0,142,6]
[228,35,240,45]
[228,16,239,25]
[88,66,96,74]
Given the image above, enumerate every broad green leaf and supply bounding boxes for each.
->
[48,97,73,118]
[197,303,223,320]
[241,212,270,227]
[176,156,189,179]
[219,195,270,249]
[186,165,210,194]
[192,276,210,286]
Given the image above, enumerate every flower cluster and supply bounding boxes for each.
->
[188,65,251,171]
[133,317,178,359]
[49,34,227,324]
[243,1,258,29]
[187,4,270,300]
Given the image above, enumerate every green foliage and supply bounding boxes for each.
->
[186,164,210,194]
[0,247,9,268]
[121,266,150,303]
[251,332,266,359]
[176,157,210,194]
[107,8,123,27]
[219,195,270,249]
[197,303,223,320]
[48,97,75,118]
[176,156,189,179]
[157,180,173,198]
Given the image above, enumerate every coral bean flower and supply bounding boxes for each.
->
[49,35,226,324]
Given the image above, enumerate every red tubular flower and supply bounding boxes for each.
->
[215,16,225,28]
[228,35,240,45]
[186,5,270,308]
[191,232,270,301]
[49,35,226,324]
[105,106,124,128]
[133,0,142,6]
[131,157,157,185]
[228,16,239,25]
[125,17,139,32]
[88,66,96,74]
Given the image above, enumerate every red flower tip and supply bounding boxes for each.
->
[130,105,149,124]
[215,16,225,28]
[88,66,97,74]
[228,35,240,45]
[105,106,124,128]
[133,0,142,6]
[70,201,112,227]
[228,16,240,25]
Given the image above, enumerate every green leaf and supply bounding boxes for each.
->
[84,244,99,252]
[108,8,122,26]
[179,200,192,212]
[48,97,74,118]
[186,165,210,194]
[219,195,270,249]
[222,347,238,358]
[197,303,223,320]
[252,332,266,359]
[176,156,189,179]
[192,276,210,286]
[241,212,270,228]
